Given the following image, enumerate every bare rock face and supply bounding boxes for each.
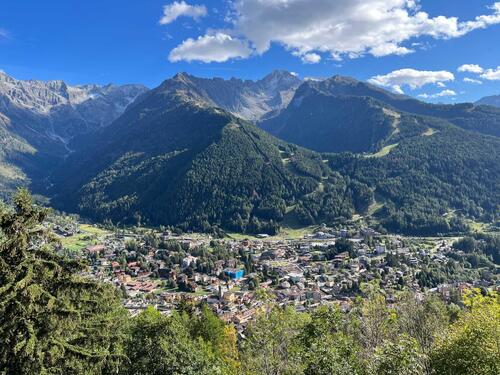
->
[0,71,147,141]
[0,71,148,192]
[162,70,302,122]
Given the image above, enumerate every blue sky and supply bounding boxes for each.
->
[1,0,499,102]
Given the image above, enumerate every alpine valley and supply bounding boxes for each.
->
[1,70,499,235]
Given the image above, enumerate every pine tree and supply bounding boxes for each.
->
[0,189,127,374]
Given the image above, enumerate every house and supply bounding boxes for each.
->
[224,268,245,280]
[288,272,304,283]
[182,255,197,269]
[376,245,386,255]
[87,244,106,256]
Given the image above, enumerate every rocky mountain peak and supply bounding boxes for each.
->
[158,70,302,121]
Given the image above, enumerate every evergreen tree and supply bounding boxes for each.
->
[0,189,127,374]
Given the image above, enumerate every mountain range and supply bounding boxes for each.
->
[50,73,358,234]
[0,71,147,196]
[476,95,500,108]
[163,70,302,122]
[1,70,499,235]
[261,76,500,150]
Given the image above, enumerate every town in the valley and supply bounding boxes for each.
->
[50,215,499,333]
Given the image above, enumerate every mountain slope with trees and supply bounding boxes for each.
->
[261,75,500,234]
[328,118,500,235]
[262,76,500,141]
[261,84,402,153]
[51,76,360,234]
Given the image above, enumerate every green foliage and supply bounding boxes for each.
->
[53,91,355,234]
[300,306,363,375]
[453,234,500,265]
[351,286,397,357]
[0,189,127,374]
[122,307,211,375]
[238,290,499,375]
[240,306,308,375]
[329,121,500,235]
[122,304,240,375]
[430,290,500,375]
[395,294,449,357]
[453,237,476,253]
[125,239,139,252]
[371,335,425,375]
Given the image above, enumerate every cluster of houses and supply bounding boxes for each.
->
[58,224,499,331]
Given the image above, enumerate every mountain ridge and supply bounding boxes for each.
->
[158,70,302,122]
[1,70,498,235]
[476,95,500,108]
[50,81,358,233]
[0,71,148,196]
[267,75,500,139]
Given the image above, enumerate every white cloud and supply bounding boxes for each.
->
[168,32,252,63]
[160,1,207,25]
[436,82,446,88]
[418,89,457,99]
[370,44,413,57]
[167,0,500,63]
[481,66,500,80]
[456,2,500,34]
[229,0,500,61]
[463,77,483,84]
[458,64,484,73]
[436,89,457,97]
[456,63,500,81]
[301,53,321,64]
[368,68,454,94]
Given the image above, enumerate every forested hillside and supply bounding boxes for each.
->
[286,76,500,137]
[260,75,500,234]
[261,90,393,153]
[51,77,361,234]
[260,82,432,153]
[328,118,500,235]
